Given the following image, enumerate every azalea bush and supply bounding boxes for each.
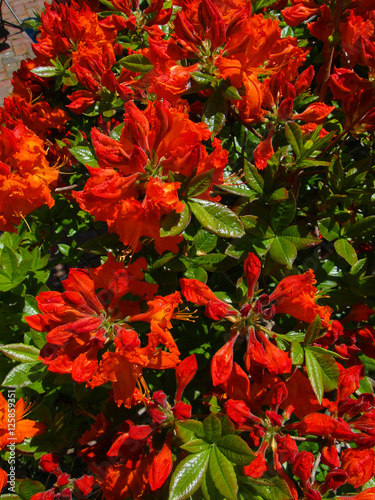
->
[1,0,375,498]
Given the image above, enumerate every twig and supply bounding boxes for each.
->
[311,450,321,483]
[54,184,79,192]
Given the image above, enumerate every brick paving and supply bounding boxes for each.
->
[0,0,46,105]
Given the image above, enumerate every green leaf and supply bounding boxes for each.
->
[192,253,228,272]
[0,245,18,277]
[243,160,264,194]
[306,346,345,359]
[160,205,190,237]
[252,0,279,12]
[180,439,210,454]
[241,474,293,500]
[241,216,274,240]
[2,362,45,388]
[220,173,254,198]
[280,226,320,250]
[307,349,339,392]
[17,479,45,500]
[188,199,245,238]
[201,465,221,500]
[220,415,235,436]
[70,146,99,167]
[58,243,70,256]
[191,71,215,85]
[203,414,222,443]
[187,170,214,197]
[285,122,303,157]
[291,341,304,365]
[334,239,358,266]
[0,271,19,291]
[269,237,297,268]
[202,90,228,135]
[304,348,324,403]
[175,420,205,443]
[303,315,321,346]
[169,449,210,500]
[216,435,254,466]
[193,229,218,254]
[270,194,296,233]
[318,218,340,241]
[346,216,375,238]
[117,54,153,73]
[209,447,237,500]
[221,85,242,101]
[0,344,40,363]
[30,66,59,78]
[184,267,208,283]
[268,187,289,203]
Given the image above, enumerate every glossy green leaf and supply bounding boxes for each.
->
[304,348,324,403]
[0,245,18,277]
[345,216,375,238]
[2,362,45,388]
[175,420,205,443]
[280,225,320,250]
[209,446,237,500]
[241,474,293,500]
[216,435,254,466]
[17,479,45,500]
[169,449,210,500]
[309,349,339,392]
[31,66,59,78]
[307,346,345,359]
[0,271,21,292]
[303,315,322,346]
[193,229,218,254]
[23,295,39,317]
[291,341,304,365]
[223,85,242,101]
[189,199,245,238]
[220,415,235,436]
[269,237,297,268]
[0,344,40,363]
[203,413,222,443]
[243,160,264,194]
[201,464,221,500]
[184,266,207,282]
[70,146,99,167]
[180,439,210,454]
[270,194,296,233]
[268,187,289,203]
[117,54,153,73]
[220,174,254,198]
[334,238,358,266]
[318,218,340,241]
[285,122,303,157]
[202,90,228,135]
[241,216,274,239]
[187,170,214,197]
[191,71,215,85]
[160,205,190,237]
[192,253,228,272]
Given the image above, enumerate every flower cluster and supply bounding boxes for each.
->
[0,0,374,499]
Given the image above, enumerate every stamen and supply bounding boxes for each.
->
[173,306,198,322]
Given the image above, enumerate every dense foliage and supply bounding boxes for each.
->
[1,0,375,498]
